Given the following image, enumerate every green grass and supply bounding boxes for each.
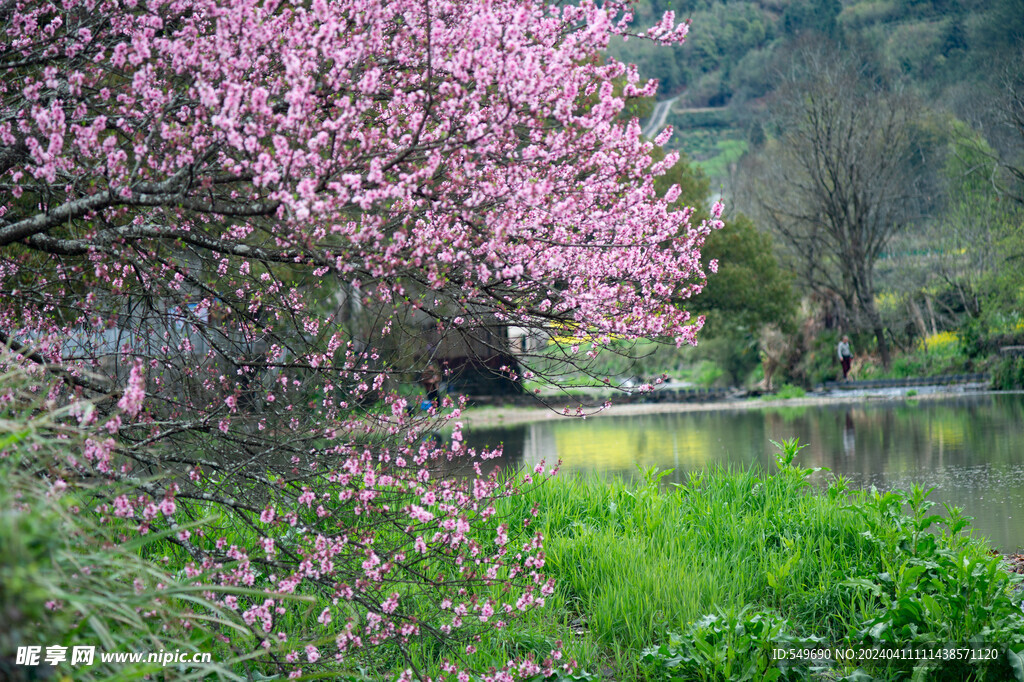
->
[425,440,1024,681]
[763,383,806,400]
[8,377,1022,682]
[497,458,873,664]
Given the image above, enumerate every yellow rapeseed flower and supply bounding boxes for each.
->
[923,330,959,352]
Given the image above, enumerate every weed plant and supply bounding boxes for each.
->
[0,370,262,682]
[765,384,806,400]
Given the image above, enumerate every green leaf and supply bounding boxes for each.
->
[920,593,943,620]
[0,428,30,450]
[1008,648,1024,682]
[843,578,883,597]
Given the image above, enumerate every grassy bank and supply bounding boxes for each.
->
[431,440,1024,681]
[7,411,1023,681]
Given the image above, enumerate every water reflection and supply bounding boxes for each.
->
[465,394,1024,552]
[843,411,855,457]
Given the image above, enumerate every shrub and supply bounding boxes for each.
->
[992,356,1024,390]
[695,360,727,388]
[772,383,807,400]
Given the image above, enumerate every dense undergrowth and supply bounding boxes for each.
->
[434,440,1024,681]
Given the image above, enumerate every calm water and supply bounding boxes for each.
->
[465,393,1024,552]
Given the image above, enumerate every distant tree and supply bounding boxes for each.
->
[927,122,1008,320]
[1005,49,1024,203]
[970,0,1024,66]
[653,154,794,337]
[983,49,1024,317]
[647,152,795,385]
[751,46,925,368]
[781,0,841,40]
[698,213,795,335]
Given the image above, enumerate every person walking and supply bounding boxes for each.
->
[837,335,853,380]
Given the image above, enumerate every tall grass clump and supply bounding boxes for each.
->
[482,440,1024,681]
[0,366,274,681]
[502,445,875,652]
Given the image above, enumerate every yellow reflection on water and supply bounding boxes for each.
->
[928,420,966,450]
[550,419,713,472]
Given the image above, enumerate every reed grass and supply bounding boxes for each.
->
[502,462,874,648]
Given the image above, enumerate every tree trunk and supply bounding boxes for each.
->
[908,297,928,340]
[925,295,938,335]
[860,289,891,369]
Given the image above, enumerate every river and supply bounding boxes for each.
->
[464,392,1024,552]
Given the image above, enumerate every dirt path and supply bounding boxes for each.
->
[640,96,679,139]
[461,386,1001,429]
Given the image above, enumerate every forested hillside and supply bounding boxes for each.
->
[611,0,1024,182]
[600,0,1024,391]
[616,0,1022,106]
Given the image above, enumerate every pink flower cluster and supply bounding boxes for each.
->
[116,359,146,418]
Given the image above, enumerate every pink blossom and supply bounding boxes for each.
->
[112,495,133,518]
[117,359,146,417]
[380,592,399,614]
[159,497,176,516]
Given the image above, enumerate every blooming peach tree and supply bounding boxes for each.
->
[0,0,719,678]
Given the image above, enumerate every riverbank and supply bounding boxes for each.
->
[399,440,1024,680]
[462,383,1004,428]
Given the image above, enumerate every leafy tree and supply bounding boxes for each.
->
[924,122,1012,320]
[781,0,841,40]
[0,0,709,679]
[982,54,1024,319]
[1005,47,1024,204]
[650,152,794,384]
[653,154,793,337]
[698,213,795,336]
[968,0,1024,68]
